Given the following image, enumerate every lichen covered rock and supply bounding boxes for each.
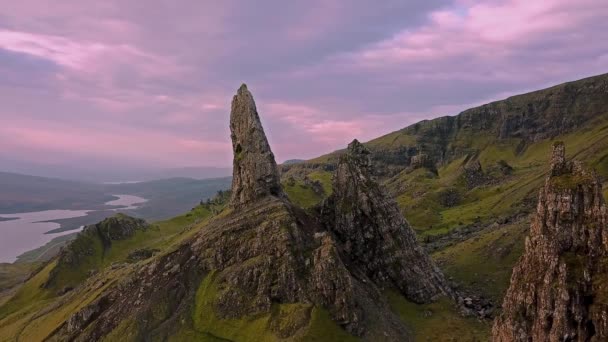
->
[493,142,608,341]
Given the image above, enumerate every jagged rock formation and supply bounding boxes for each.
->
[321,139,453,303]
[493,142,608,341]
[230,84,285,207]
[43,85,459,341]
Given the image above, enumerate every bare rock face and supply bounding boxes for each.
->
[493,142,608,341]
[230,84,284,207]
[322,139,453,303]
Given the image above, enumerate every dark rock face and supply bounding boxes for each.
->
[493,142,608,341]
[322,139,453,303]
[230,84,284,208]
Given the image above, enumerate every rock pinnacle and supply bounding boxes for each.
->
[229,84,284,208]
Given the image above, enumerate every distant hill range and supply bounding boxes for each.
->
[282,159,305,165]
[0,171,231,219]
[0,162,231,183]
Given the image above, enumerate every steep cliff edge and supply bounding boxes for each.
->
[493,142,608,341]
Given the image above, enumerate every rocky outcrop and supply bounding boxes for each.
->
[409,153,437,174]
[322,139,453,303]
[493,142,608,341]
[463,159,488,189]
[230,84,285,208]
[44,214,149,290]
[48,85,441,341]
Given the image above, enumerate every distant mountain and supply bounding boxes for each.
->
[106,176,232,220]
[0,160,231,183]
[281,159,305,165]
[0,171,231,221]
[145,166,231,181]
[0,172,115,213]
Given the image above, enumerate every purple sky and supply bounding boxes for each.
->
[1,0,607,171]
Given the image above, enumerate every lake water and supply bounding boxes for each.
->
[106,194,148,210]
[0,194,146,263]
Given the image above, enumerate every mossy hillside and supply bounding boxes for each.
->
[307,170,333,195]
[433,220,528,302]
[45,205,215,292]
[192,271,358,342]
[283,180,323,209]
[281,170,333,209]
[387,292,490,341]
[16,266,130,342]
[0,262,39,293]
[0,204,220,341]
[390,119,608,239]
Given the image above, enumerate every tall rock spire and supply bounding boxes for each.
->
[322,139,453,303]
[229,84,284,207]
[493,142,608,341]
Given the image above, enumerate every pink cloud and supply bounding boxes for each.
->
[0,118,231,166]
[341,0,608,79]
[0,0,606,172]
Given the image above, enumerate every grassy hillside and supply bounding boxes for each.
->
[1,74,607,341]
[0,202,222,339]
[278,73,608,337]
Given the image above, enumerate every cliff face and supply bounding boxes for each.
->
[322,140,453,303]
[493,142,608,341]
[283,73,608,179]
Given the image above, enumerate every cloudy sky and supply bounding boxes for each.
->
[1,0,607,174]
